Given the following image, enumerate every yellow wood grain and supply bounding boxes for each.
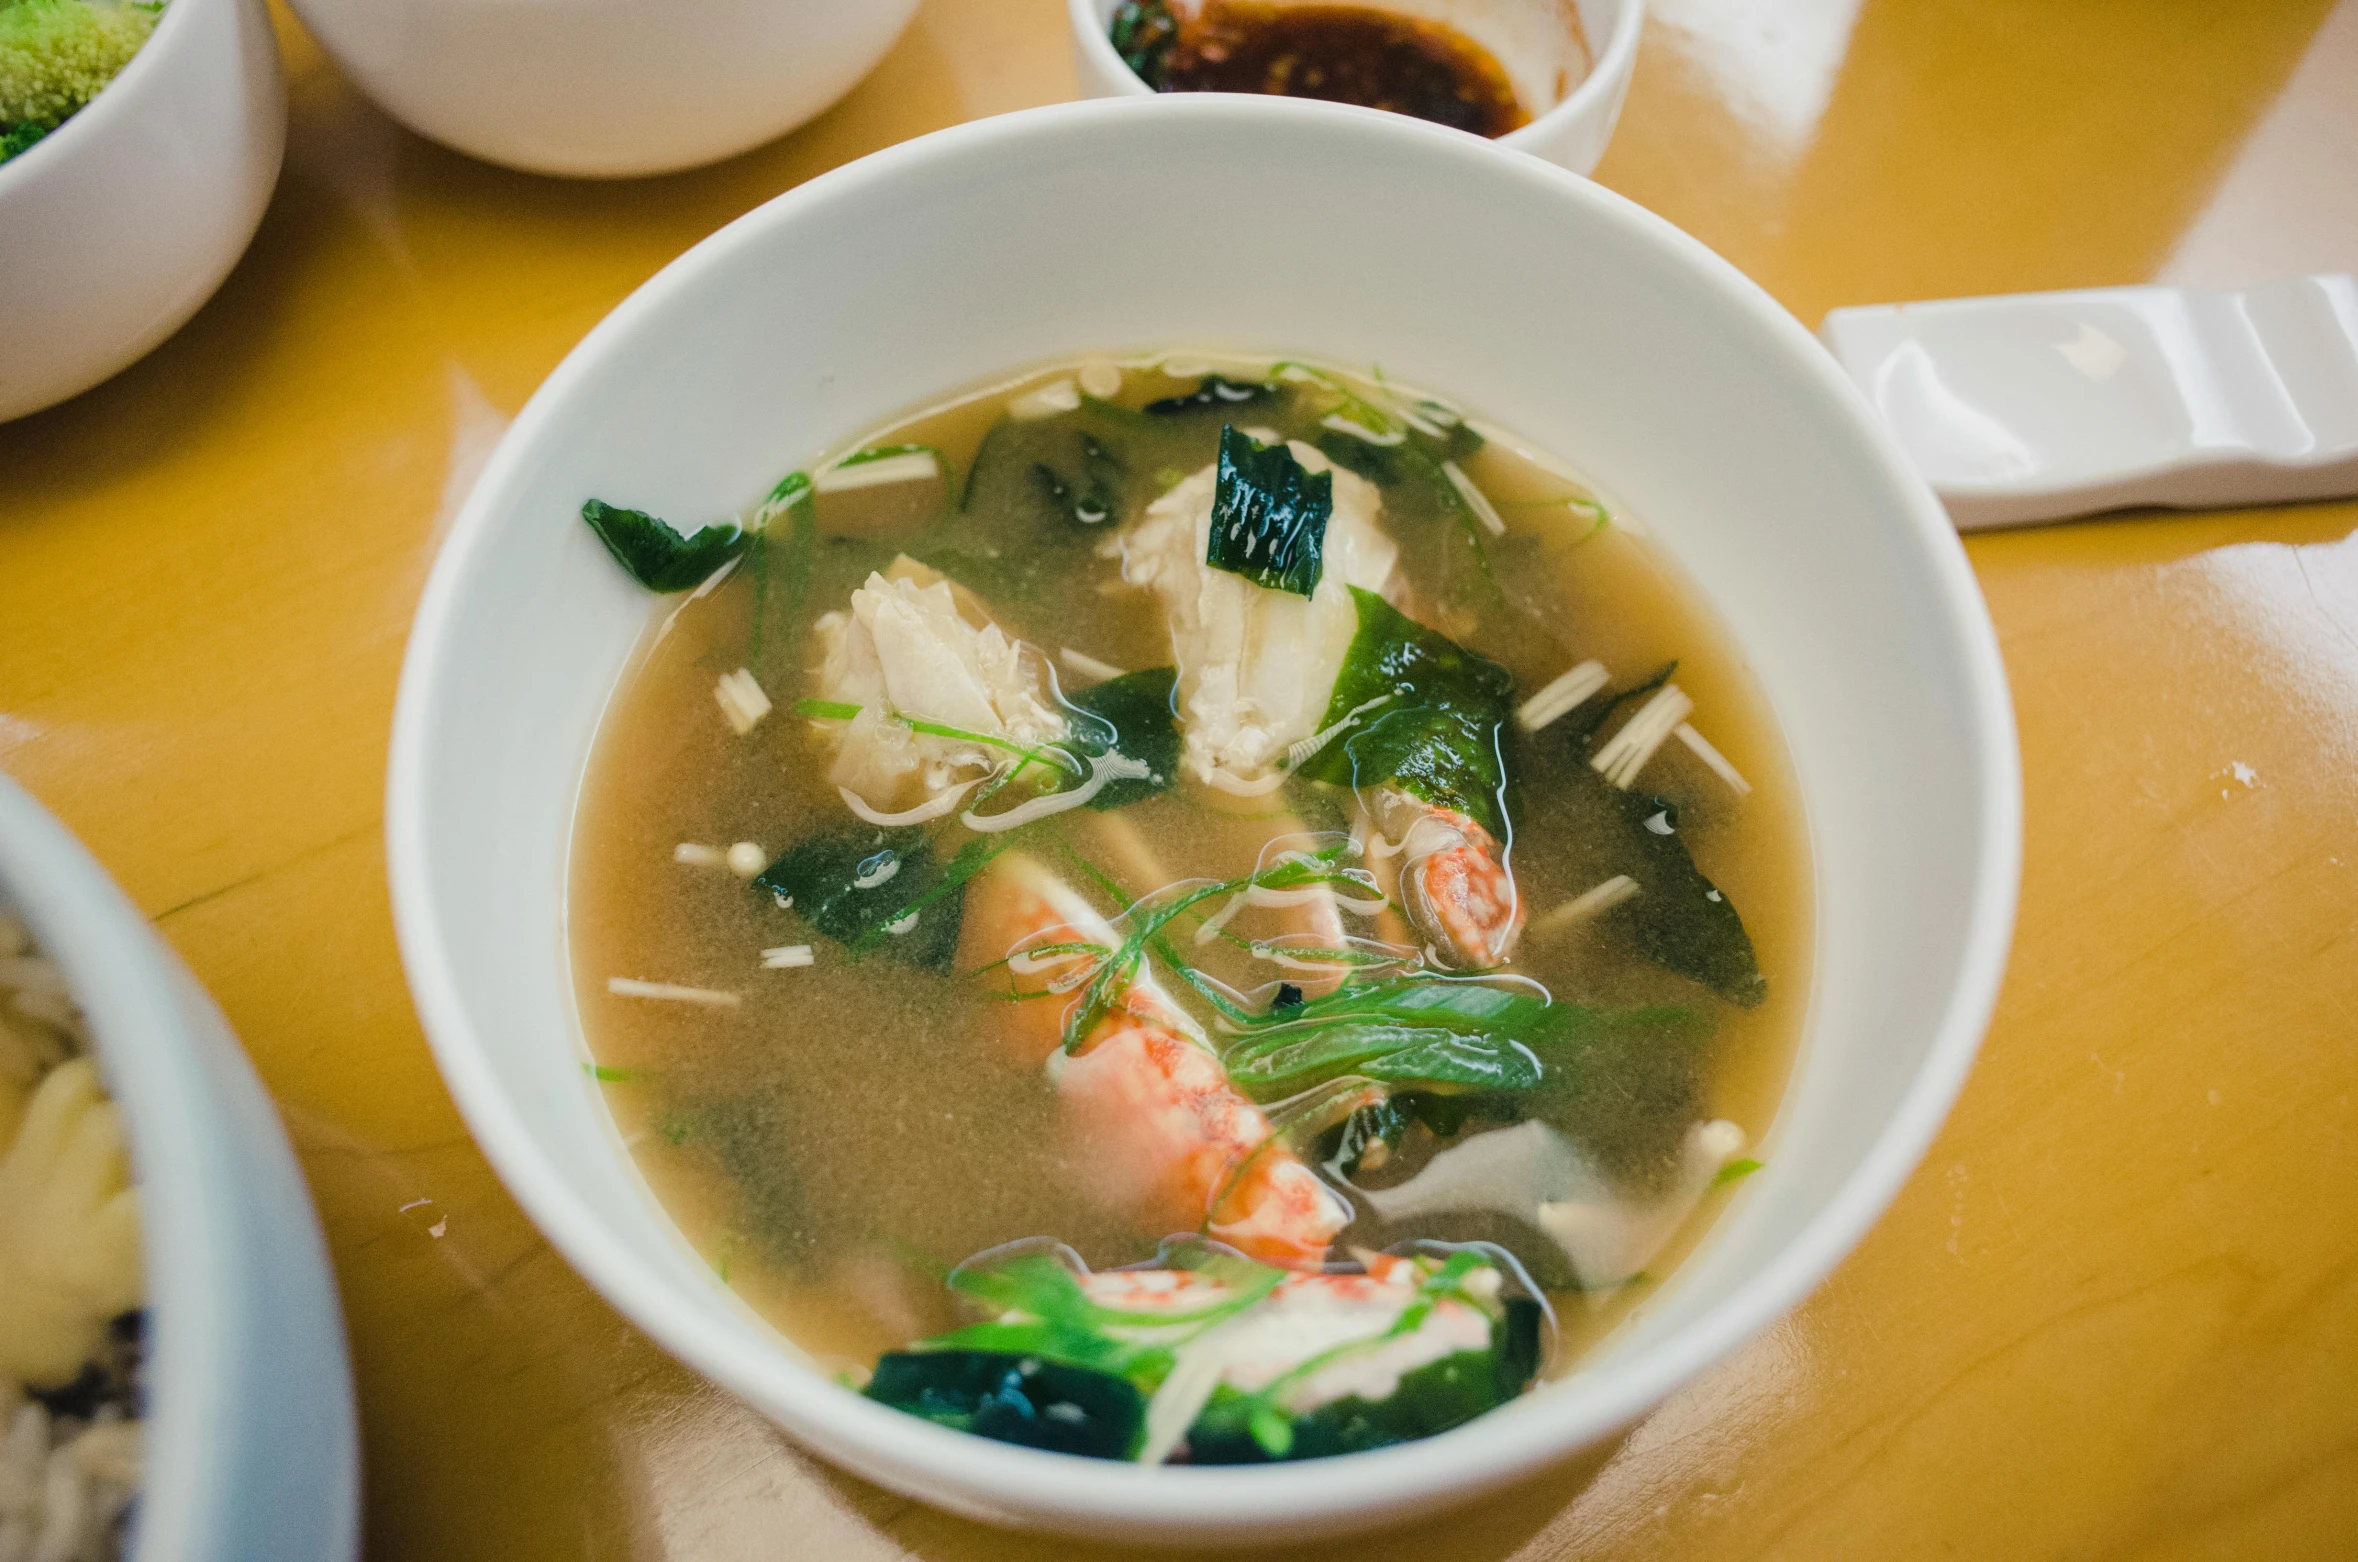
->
[1,0,2353,1555]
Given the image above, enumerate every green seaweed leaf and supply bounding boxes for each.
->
[1294,588,1516,836]
[1143,375,1277,416]
[960,416,1129,533]
[876,1246,1540,1464]
[1207,425,1331,597]
[752,829,965,970]
[1062,667,1180,811]
[580,499,750,592]
[864,1351,1147,1460]
[1605,783,1766,1007]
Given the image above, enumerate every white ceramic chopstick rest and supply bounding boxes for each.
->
[1819,274,2358,530]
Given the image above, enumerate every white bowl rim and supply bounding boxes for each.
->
[1060,0,1649,156]
[388,92,2020,1531]
[0,0,207,192]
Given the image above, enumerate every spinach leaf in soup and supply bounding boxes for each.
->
[581,499,750,591]
[1206,425,1332,598]
[1294,588,1517,838]
[1218,975,1702,1102]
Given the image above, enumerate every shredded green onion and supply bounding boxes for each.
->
[790,697,1084,778]
[1711,1158,1763,1189]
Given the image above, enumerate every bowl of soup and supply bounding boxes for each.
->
[388,94,2018,1542]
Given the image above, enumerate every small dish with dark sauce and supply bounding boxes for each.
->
[1113,0,1545,138]
[1074,0,1642,176]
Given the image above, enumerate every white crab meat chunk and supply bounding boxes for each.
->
[1083,1259,1492,1417]
[1363,1117,1746,1294]
[1117,443,1398,790]
[812,560,1066,817]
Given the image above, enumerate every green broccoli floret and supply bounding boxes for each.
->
[0,0,163,161]
[1,116,49,158]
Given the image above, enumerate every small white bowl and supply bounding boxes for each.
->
[390,95,2018,1544]
[0,776,358,1562]
[1066,0,1645,174]
[280,0,921,178]
[0,0,285,423]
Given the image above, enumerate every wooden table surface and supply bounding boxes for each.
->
[4,0,2356,1555]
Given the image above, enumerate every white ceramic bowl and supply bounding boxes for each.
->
[0,0,285,423]
[1066,0,1644,174]
[389,95,2018,1544]
[0,776,358,1562]
[280,0,921,178]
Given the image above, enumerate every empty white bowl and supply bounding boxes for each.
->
[281,0,921,178]
[389,95,2018,1543]
[1066,0,1645,174]
[0,775,358,1562]
[0,0,285,423]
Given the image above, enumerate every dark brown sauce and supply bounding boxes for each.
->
[1115,1,1532,138]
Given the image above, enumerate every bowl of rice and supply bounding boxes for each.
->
[0,774,356,1562]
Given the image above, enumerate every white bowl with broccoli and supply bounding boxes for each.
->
[0,0,283,422]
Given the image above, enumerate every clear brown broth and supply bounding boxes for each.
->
[568,354,1813,1379]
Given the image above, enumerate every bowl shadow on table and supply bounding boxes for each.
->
[266,1094,675,1561]
[279,0,1051,413]
[373,7,1000,231]
[0,0,1036,503]
[0,136,379,515]
[821,1435,1628,1561]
